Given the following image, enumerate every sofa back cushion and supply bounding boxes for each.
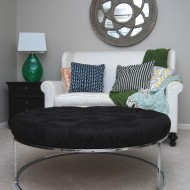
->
[61,50,176,93]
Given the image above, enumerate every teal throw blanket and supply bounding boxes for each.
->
[126,75,182,115]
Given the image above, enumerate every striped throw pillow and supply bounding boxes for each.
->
[112,61,154,91]
[69,62,105,92]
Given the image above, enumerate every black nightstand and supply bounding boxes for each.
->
[6,82,44,124]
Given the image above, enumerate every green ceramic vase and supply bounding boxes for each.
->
[22,54,43,82]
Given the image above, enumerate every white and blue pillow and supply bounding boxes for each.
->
[69,62,105,92]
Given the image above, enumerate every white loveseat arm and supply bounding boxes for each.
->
[41,81,65,108]
[166,81,183,133]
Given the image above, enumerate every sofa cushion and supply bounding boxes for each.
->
[149,66,175,90]
[112,61,154,91]
[54,93,115,107]
[69,62,105,93]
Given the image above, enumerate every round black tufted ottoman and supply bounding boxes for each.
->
[11,106,170,149]
[10,106,171,190]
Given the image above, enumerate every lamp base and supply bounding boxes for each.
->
[22,54,43,82]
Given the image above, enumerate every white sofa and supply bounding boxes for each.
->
[41,50,183,146]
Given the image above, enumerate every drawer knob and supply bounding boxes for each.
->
[25,100,29,105]
[24,86,28,90]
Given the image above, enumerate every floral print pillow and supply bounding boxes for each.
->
[149,66,175,90]
[61,68,71,92]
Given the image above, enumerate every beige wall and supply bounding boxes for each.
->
[0,0,16,122]
[16,0,190,125]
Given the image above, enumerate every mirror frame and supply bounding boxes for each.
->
[90,0,158,47]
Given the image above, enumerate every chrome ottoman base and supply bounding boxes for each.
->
[13,137,166,190]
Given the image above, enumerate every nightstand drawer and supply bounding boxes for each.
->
[9,83,43,95]
[6,82,44,124]
[11,97,44,116]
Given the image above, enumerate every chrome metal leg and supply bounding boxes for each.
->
[13,138,17,179]
[13,138,20,189]
[157,142,161,190]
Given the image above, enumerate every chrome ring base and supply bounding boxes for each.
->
[14,151,166,190]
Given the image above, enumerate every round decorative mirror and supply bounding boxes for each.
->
[90,0,158,47]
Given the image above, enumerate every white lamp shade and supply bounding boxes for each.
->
[18,32,47,53]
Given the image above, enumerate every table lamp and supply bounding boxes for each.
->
[18,32,47,82]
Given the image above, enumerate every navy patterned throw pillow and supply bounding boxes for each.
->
[69,62,105,92]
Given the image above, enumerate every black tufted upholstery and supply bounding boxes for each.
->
[10,107,171,149]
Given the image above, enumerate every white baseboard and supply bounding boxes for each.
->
[178,124,190,130]
[0,122,8,129]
